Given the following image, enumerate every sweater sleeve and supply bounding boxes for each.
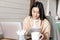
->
[42,19,51,40]
[23,16,31,34]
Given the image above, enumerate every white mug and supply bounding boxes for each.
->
[31,32,43,40]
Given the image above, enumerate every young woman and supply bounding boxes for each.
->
[23,1,51,40]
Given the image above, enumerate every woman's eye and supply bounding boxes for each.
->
[33,11,35,13]
[37,12,39,14]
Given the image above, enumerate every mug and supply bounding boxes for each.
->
[31,32,43,40]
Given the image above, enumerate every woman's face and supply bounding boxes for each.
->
[32,7,40,19]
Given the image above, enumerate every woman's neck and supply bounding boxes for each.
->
[31,17,40,20]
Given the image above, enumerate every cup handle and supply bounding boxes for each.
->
[40,34,44,40]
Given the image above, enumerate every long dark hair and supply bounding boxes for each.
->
[29,1,47,20]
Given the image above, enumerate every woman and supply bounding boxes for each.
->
[23,1,51,40]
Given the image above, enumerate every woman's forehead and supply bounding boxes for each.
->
[32,7,39,11]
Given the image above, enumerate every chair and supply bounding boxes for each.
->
[46,16,60,40]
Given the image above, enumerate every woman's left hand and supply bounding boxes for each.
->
[40,33,44,40]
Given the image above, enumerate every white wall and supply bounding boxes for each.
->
[0,0,30,22]
[49,0,56,17]
[57,0,60,18]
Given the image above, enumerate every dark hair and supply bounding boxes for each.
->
[29,1,47,20]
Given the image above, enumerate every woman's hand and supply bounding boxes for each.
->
[40,33,44,40]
